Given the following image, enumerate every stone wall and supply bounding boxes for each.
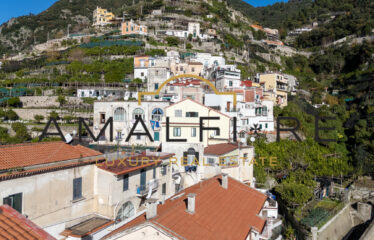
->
[13,108,92,121]
[19,96,83,108]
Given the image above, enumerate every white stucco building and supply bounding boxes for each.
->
[93,101,170,147]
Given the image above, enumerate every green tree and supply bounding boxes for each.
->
[0,126,9,143]
[56,95,66,107]
[11,122,31,143]
[49,111,60,120]
[165,37,179,47]
[4,110,19,121]
[7,97,21,107]
[63,115,74,124]
[186,43,193,49]
[34,114,44,124]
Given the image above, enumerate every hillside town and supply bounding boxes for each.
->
[1,0,374,240]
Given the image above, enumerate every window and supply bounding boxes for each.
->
[162,183,166,195]
[100,113,106,124]
[3,193,22,213]
[154,83,159,90]
[192,67,195,72]
[265,123,268,129]
[255,107,262,116]
[123,174,129,191]
[116,201,135,222]
[191,128,196,137]
[214,129,220,136]
[186,112,198,117]
[152,108,163,121]
[133,108,145,120]
[73,177,82,200]
[186,148,199,166]
[141,72,144,77]
[173,128,181,137]
[229,81,233,87]
[262,106,268,116]
[153,167,156,179]
[161,165,167,176]
[114,107,125,122]
[207,158,215,166]
[175,109,182,117]
[154,132,160,141]
[116,131,122,140]
[136,135,141,140]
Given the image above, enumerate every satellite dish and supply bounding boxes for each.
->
[250,137,256,143]
[65,134,73,144]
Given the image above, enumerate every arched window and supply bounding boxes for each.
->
[133,108,145,120]
[116,201,135,222]
[185,148,198,166]
[114,107,125,122]
[152,108,163,121]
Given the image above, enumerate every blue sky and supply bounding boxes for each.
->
[0,0,287,24]
[244,0,288,7]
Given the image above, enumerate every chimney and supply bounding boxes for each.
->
[146,198,158,220]
[222,173,228,189]
[186,193,196,214]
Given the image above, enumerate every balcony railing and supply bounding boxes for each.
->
[225,108,239,112]
[136,179,159,196]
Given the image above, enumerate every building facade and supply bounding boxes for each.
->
[259,72,289,107]
[93,7,115,26]
[121,20,148,36]
[93,101,170,147]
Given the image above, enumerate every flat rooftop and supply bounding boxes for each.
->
[63,217,112,237]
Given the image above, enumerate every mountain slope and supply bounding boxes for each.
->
[0,0,136,54]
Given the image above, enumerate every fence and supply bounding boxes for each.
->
[80,40,144,48]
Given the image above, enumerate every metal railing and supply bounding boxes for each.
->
[136,179,159,195]
[225,107,239,112]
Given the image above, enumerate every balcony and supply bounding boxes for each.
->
[225,108,239,112]
[136,179,159,196]
[276,85,287,92]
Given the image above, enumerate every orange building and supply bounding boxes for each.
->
[121,20,148,36]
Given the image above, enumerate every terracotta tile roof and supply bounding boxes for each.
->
[98,152,174,176]
[0,142,102,171]
[0,157,104,182]
[0,205,56,240]
[263,40,284,46]
[188,62,203,65]
[204,143,239,155]
[251,24,263,30]
[104,175,267,240]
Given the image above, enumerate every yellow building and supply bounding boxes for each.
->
[259,72,288,107]
[93,7,115,26]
